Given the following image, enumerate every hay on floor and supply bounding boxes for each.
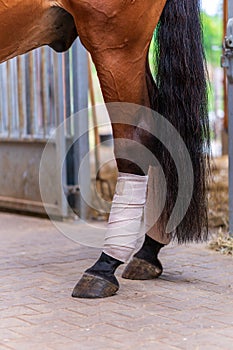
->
[207,156,233,255]
[209,229,233,255]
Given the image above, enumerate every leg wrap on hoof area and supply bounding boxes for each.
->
[103,172,148,262]
[72,253,123,299]
[122,235,164,280]
[72,173,148,298]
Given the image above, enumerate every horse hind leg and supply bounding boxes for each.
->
[72,92,165,297]
[70,0,167,298]
[71,62,156,298]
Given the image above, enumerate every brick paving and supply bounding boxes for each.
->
[0,212,233,350]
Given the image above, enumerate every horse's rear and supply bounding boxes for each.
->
[0,1,77,62]
[69,0,210,298]
[0,0,210,298]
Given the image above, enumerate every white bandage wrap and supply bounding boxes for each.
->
[103,172,148,262]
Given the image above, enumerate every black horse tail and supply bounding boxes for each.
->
[147,0,210,243]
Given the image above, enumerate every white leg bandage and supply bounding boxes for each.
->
[103,172,148,262]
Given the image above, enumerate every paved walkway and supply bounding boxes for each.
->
[1,212,233,350]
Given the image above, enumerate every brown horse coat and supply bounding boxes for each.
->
[0,0,166,106]
[0,1,209,246]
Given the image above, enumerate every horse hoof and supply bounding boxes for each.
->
[122,257,163,280]
[72,273,119,298]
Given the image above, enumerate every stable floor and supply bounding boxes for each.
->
[1,212,233,350]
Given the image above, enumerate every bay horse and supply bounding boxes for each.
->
[0,0,210,298]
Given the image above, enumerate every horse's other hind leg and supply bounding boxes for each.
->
[122,165,172,280]
[68,0,167,298]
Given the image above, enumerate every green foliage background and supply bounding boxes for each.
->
[202,11,223,112]
[202,12,223,67]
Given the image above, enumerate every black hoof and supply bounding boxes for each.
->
[122,257,163,280]
[72,273,119,299]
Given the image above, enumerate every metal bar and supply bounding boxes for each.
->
[0,63,8,135]
[48,50,56,132]
[25,54,31,136]
[17,56,25,137]
[34,50,41,136]
[53,52,68,217]
[0,137,48,143]
[10,59,16,135]
[41,47,49,138]
[228,0,233,235]
[13,58,19,135]
[6,61,12,137]
[29,52,35,137]
[71,39,90,220]
[24,51,37,138]
[64,51,71,134]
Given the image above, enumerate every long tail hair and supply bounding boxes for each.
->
[147,0,210,243]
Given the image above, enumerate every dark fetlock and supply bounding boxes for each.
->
[72,252,123,299]
[122,235,164,280]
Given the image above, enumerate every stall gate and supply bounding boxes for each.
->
[0,40,90,219]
